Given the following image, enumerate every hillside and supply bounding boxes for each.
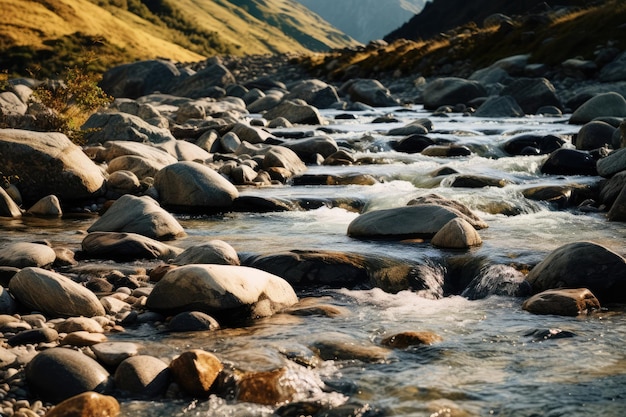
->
[294,0,427,43]
[0,0,359,77]
[301,0,626,81]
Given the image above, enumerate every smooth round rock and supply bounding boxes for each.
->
[114,355,170,398]
[25,348,111,403]
[168,311,220,332]
[169,349,223,397]
[44,391,120,417]
[431,218,482,249]
[171,240,240,266]
[0,242,56,268]
[522,288,601,316]
[91,342,140,367]
[381,331,443,348]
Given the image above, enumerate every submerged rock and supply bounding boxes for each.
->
[381,331,443,348]
[522,288,600,316]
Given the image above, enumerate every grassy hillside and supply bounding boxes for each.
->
[301,0,626,80]
[0,0,358,78]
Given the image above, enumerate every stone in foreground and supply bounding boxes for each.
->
[44,391,120,417]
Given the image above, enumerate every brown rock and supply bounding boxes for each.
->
[169,349,223,397]
[381,331,443,348]
[522,288,600,316]
[236,368,296,406]
[44,391,120,417]
[431,218,482,249]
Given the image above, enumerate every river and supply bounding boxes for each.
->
[2,105,626,416]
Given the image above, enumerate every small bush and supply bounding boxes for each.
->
[33,65,112,144]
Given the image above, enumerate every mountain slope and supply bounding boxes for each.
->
[0,0,358,77]
[295,0,427,43]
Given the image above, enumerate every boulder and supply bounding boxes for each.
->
[87,195,185,240]
[44,392,120,417]
[474,95,524,118]
[422,77,487,110]
[229,122,274,144]
[0,129,105,204]
[9,267,106,317]
[106,170,141,195]
[154,139,212,162]
[263,100,324,125]
[154,161,239,210]
[262,146,307,179]
[7,327,58,346]
[168,311,220,332]
[236,368,297,406]
[575,121,616,150]
[347,204,486,240]
[26,195,62,216]
[503,133,565,156]
[525,241,626,303]
[100,59,182,99]
[146,264,298,320]
[381,331,443,348]
[522,288,600,316]
[407,194,488,228]
[100,141,178,165]
[55,317,104,334]
[607,184,626,221]
[340,79,399,107]
[391,134,434,153]
[597,147,626,177]
[600,171,626,208]
[281,135,339,162]
[168,63,236,98]
[569,92,626,125]
[0,242,56,268]
[114,355,170,398]
[283,79,340,108]
[169,349,223,397]
[171,240,240,266]
[81,112,175,145]
[91,342,140,367]
[461,264,530,300]
[81,232,183,261]
[0,186,22,218]
[387,118,432,136]
[25,348,111,403]
[599,51,626,82]
[247,90,284,113]
[500,78,561,114]
[430,218,482,249]
[540,148,597,176]
[0,91,27,116]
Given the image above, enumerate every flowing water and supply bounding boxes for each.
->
[2,106,626,416]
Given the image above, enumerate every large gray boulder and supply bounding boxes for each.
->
[0,242,56,268]
[87,195,185,241]
[81,112,175,145]
[145,264,298,320]
[525,241,626,304]
[422,77,486,110]
[0,129,105,204]
[347,204,487,239]
[500,77,561,114]
[569,92,626,125]
[26,348,111,403]
[154,161,239,210]
[100,59,183,99]
[81,232,183,261]
[340,79,399,107]
[9,267,106,317]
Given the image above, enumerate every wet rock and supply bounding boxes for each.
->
[44,391,120,417]
[387,119,432,136]
[540,148,597,176]
[236,368,296,406]
[311,336,391,363]
[575,121,616,150]
[503,133,565,156]
[262,146,307,179]
[9,267,106,317]
[525,241,626,303]
[171,240,240,266]
[340,79,399,107]
[0,242,56,268]
[82,112,175,145]
[522,288,600,316]
[26,195,62,216]
[600,171,626,208]
[169,349,223,397]
[26,347,112,403]
[154,161,239,210]
[422,77,486,110]
[285,298,348,317]
[114,355,170,398]
[263,100,324,125]
[0,129,105,204]
[569,92,626,125]
[474,95,524,118]
[91,342,140,367]
[7,327,58,347]
[88,195,185,241]
[100,59,182,99]
[448,174,509,188]
[55,317,104,334]
[0,186,22,218]
[146,264,298,320]
[381,331,443,348]
[597,147,626,177]
[431,218,482,249]
[348,204,486,240]
[230,122,274,144]
[168,311,220,332]
[231,195,296,212]
[391,134,434,153]
[281,135,339,162]
[500,77,561,114]
[81,231,182,261]
[462,265,531,300]
[607,184,626,221]
[524,328,576,342]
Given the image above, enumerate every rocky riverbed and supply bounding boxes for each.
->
[0,50,626,417]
